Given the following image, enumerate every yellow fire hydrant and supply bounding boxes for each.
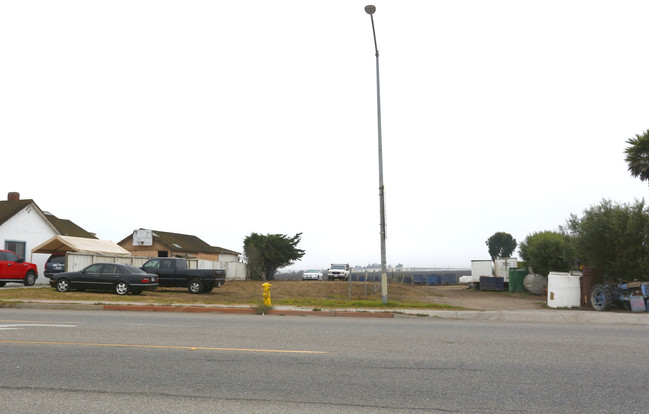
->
[262,282,272,306]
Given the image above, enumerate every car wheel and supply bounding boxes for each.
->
[114,281,129,295]
[56,278,70,292]
[0,282,6,287]
[188,279,203,294]
[24,271,37,286]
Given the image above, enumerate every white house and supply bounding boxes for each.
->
[0,192,96,284]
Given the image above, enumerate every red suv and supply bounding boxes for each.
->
[0,250,38,286]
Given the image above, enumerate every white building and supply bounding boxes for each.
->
[0,192,96,284]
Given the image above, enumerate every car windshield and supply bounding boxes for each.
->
[123,264,147,274]
[306,270,319,273]
[331,265,345,270]
[48,255,65,264]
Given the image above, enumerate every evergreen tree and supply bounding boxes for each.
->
[243,233,305,280]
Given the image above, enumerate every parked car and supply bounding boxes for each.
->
[44,253,66,278]
[141,258,226,294]
[50,263,159,295]
[0,250,38,286]
[327,263,350,281]
[302,269,323,281]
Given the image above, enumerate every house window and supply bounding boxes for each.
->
[158,251,168,257]
[5,241,26,259]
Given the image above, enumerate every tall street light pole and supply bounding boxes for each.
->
[365,5,388,304]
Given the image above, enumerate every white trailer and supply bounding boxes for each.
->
[470,260,493,286]
[494,258,518,283]
[469,258,518,289]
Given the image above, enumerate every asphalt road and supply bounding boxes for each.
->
[1,308,648,413]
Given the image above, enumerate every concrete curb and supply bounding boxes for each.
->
[1,300,648,324]
[415,309,649,325]
[0,301,395,318]
[102,305,393,317]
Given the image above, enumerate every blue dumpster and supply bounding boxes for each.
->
[440,275,457,285]
[426,275,441,285]
[414,275,426,285]
[480,276,504,291]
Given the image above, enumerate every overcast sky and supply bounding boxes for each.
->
[2,1,648,270]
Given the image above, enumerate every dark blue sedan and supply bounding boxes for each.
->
[50,263,159,295]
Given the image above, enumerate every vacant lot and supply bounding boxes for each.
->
[0,281,546,311]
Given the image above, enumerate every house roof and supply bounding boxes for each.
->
[43,212,97,239]
[32,235,131,255]
[0,199,97,238]
[150,230,219,254]
[212,246,241,256]
[122,229,240,255]
[0,199,35,226]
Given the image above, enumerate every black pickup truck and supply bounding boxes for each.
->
[141,258,226,294]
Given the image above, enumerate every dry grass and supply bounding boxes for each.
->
[0,280,464,310]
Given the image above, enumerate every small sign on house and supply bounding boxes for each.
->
[133,229,153,246]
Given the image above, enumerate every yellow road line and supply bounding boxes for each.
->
[0,340,327,354]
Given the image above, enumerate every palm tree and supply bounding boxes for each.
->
[624,130,649,185]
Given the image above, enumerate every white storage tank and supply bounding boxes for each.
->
[547,271,582,308]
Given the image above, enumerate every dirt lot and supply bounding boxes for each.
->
[413,285,547,310]
[263,281,548,311]
[176,281,548,311]
[1,281,548,311]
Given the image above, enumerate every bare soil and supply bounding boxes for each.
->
[191,281,547,311]
[188,281,547,311]
[411,285,547,310]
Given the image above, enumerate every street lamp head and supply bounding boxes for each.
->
[365,5,376,15]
